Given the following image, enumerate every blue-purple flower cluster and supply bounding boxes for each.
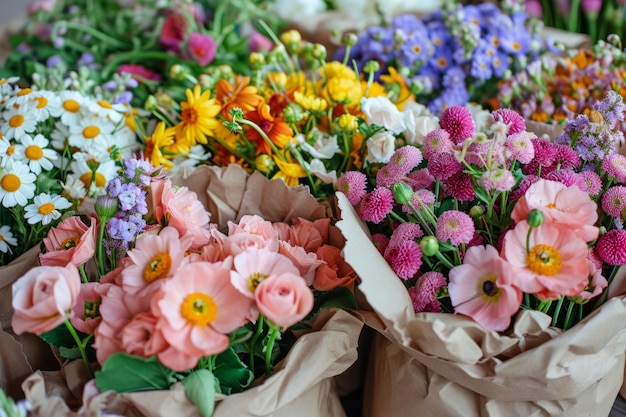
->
[336,2,546,115]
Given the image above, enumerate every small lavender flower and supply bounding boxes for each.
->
[113,91,134,104]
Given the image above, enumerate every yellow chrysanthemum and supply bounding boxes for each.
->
[175,85,221,146]
[144,122,176,169]
[320,62,357,80]
[293,91,328,113]
[322,77,362,105]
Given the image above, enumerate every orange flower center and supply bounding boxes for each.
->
[527,244,562,276]
[25,145,43,160]
[83,126,100,139]
[97,100,113,109]
[143,252,172,282]
[5,145,15,156]
[61,236,80,249]
[247,272,268,292]
[35,97,48,108]
[79,172,107,189]
[9,114,24,128]
[16,88,32,97]
[181,108,198,125]
[0,174,20,192]
[181,292,217,326]
[63,99,80,113]
[38,202,55,215]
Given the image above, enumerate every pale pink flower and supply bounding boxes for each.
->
[502,221,590,299]
[187,32,217,66]
[70,282,112,334]
[505,132,535,164]
[602,154,626,183]
[12,263,82,335]
[408,271,447,313]
[154,262,253,368]
[230,248,300,299]
[160,180,212,248]
[511,179,599,242]
[436,210,475,246]
[601,186,626,217]
[255,273,314,329]
[313,245,357,292]
[449,245,522,331]
[572,261,608,302]
[39,215,97,267]
[277,241,323,285]
[248,30,273,52]
[480,169,516,192]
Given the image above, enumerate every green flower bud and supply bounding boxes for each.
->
[526,209,544,228]
[341,33,358,47]
[392,182,414,205]
[420,236,439,257]
[228,107,244,121]
[144,95,158,111]
[469,205,484,218]
[255,154,276,175]
[363,60,381,74]
[95,195,119,222]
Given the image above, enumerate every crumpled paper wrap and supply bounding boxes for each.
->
[21,308,362,417]
[336,192,626,417]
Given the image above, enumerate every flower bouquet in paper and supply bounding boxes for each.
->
[4,157,361,417]
[336,92,626,416]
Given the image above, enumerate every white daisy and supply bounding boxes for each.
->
[57,91,87,126]
[0,161,36,208]
[28,90,63,121]
[0,77,19,96]
[60,174,87,201]
[49,121,71,151]
[88,99,125,123]
[5,86,36,107]
[24,193,72,225]
[70,158,118,194]
[13,134,58,175]
[1,104,38,140]
[0,225,17,254]
[0,137,17,168]
[68,114,115,152]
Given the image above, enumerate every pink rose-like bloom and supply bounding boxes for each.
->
[449,245,522,331]
[121,312,169,359]
[596,229,626,266]
[39,215,97,267]
[187,32,217,66]
[255,273,314,329]
[572,261,607,302]
[511,179,599,242]
[118,64,162,82]
[230,248,300,299]
[154,262,253,369]
[409,271,447,313]
[12,263,82,335]
[277,241,323,286]
[358,187,395,224]
[439,106,475,144]
[503,221,590,299]
[436,210,475,246]
[70,282,112,334]
[313,245,357,292]
[287,217,330,252]
[160,180,212,248]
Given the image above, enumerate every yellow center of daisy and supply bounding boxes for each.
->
[97,100,113,109]
[34,97,48,108]
[125,116,137,131]
[83,126,100,139]
[527,244,562,276]
[9,114,24,128]
[25,145,43,160]
[16,88,32,96]
[61,236,80,249]
[181,108,199,125]
[247,272,268,292]
[1,174,20,192]
[181,292,218,326]
[79,172,107,189]
[0,235,3,241]
[63,99,80,112]
[38,202,55,215]
[480,274,501,300]
[143,252,172,283]
[6,145,15,156]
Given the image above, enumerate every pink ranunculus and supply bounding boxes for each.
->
[255,273,314,329]
[288,217,331,252]
[121,312,169,358]
[448,245,522,331]
[12,263,82,335]
[313,245,357,292]
[248,30,273,52]
[159,13,187,49]
[153,262,253,368]
[272,221,292,241]
[511,179,599,243]
[502,221,590,300]
[160,179,212,248]
[118,64,162,82]
[70,282,113,334]
[230,248,300,299]
[277,241,324,285]
[187,32,217,66]
[39,215,97,267]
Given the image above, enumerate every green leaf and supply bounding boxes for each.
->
[229,325,254,345]
[213,347,254,395]
[95,353,176,393]
[304,287,358,322]
[59,345,83,360]
[40,323,76,348]
[182,370,216,417]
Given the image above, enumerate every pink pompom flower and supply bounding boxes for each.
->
[408,271,447,313]
[439,106,475,144]
[596,229,626,266]
[358,187,395,224]
[491,108,526,135]
[436,210,475,246]
[337,171,368,205]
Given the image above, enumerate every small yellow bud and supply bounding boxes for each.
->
[280,29,302,46]
[338,114,358,131]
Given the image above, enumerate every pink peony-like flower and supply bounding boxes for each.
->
[187,32,217,66]
[313,245,357,291]
[277,241,323,286]
[384,239,423,280]
[337,171,368,205]
[408,271,447,313]
[502,221,590,299]
[287,217,330,252]
[436,210,475,246]
[118,64,162,82]
[120,312,170,359]
[491,108,526,135]
[255,272,314,329]
[511,179,599,242]
[230,248,300,299]
[601,186,626,217]
[439,106,475,144]
[154,262,253,369]
[602,153,626,183]
[443,171,475,201]
[505,132,535,164]
[596,229,626,266]
[422,129,453,159]
[449,245,522,331]
[160,179,212,248]
[428,151,462,181]
[70,282,112,334]
[357,187,395,224]
[39,215,97,267]
[12,263,82,335]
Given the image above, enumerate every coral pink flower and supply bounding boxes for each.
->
[449,245,522,331]
[154,262,252,368]
[255,273,314,329]
[121,312,170,359]
[511,179,599,242]
[287,217,330,252]
[408,271,447,313]
[122,227,193,295]
[228,215,277,240]
[118,64,162,82]
[337,171,368,205]
[502,221,590,299]
[436,210,475,246]
[313,245,357,292]
[596,229,626,266]
[160,179,212,248]
[70,282,112,334]
[12,263,82,335]
[187,32,217,66]
[439,106,475,144]
[572,261,608,302]
[39,215,97,267]
[230,248,300,299]
[277,241,323,285]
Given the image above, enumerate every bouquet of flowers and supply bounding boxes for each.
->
[2,0,280,106]
[334,0,553,115]
[335,93,626,415]
[3,158,361,417]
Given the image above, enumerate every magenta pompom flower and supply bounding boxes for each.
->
[389,145,423,175]
[601,186,626,218]
[596,229,626,266]
[602,154,626,183]
[491,108,526,135]
[577,170,603,196]
[422,128,453,158]
[384,239,423,280]
[439,106,475,144]
[408,271,447,313]
[187,32,217,66]
[428,152,462,181]
[388,222,423,248]
[443,171,475,201]
[553,144,581,170]
[436,210,475,246]
[405,168,434,190]
[337,171,367,205]
[358,187,394,224]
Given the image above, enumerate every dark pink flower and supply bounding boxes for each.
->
[492,108,526,135]
[596,229,626,265]
[337,171,368,205]
[428,152,462,181]
[187,32,217,66]
[388,222,423,249]
[358,187,394,224]
[443,171,475,201]
[439,106,475,144]
[408,271,447,312]
[384,240,422,280]
[553,144,581,170]
[118,64,162,82]
[160,13,187,49]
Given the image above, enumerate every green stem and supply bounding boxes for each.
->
[551,296,564,327]
[78,264,89,284]
[249,315,264,375]
[64,319,94,378]
[567,0,583,32]
[563,300,576,330]
[264,324,281,375]
[434,251,456,270]
[96,220,107,277]
[56,21,129,49]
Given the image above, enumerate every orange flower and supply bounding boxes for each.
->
[215,76,263,118]
[245,103,293,155]
[379,67,413,110]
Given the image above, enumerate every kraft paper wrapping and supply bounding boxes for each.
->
[21,308,363,417]
[335,192,626,417]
